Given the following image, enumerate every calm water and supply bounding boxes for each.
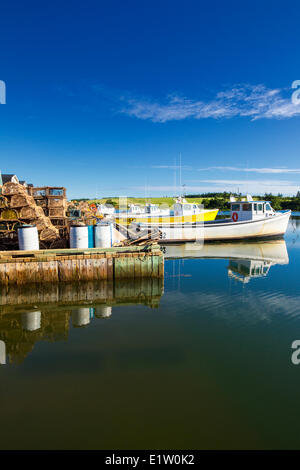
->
[1,218,300,450]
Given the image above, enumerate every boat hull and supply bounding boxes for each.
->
[115,209,219,225]
[114,210,291,243]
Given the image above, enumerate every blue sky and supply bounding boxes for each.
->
[1,0,300,198]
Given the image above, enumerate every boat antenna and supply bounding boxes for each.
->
[174,156,177,198]
[179,152,182,196]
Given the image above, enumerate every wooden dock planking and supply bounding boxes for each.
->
[0,244,163,285]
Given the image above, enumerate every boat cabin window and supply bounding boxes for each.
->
[231,204,240,211]
[242,203,252,211]
[257,204,263,211]
[254,203,257,211]
[266,204,271,211]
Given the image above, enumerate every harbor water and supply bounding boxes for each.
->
[1,217,300,449]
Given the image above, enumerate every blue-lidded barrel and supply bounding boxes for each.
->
[70,225,89,249]
[94,222,114,248]
[87,225,95,248]
[18,225,39,251]
[89,307,95,319]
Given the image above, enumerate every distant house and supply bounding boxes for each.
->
[0,173,30,187]
[1,174,19,184]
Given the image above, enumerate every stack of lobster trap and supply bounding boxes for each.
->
[0,183,68,250]
[27,186,68,231]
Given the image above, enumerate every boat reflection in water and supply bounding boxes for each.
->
[0,240,289,365]
[0,277,164,365]
[163,239,289,283]
[227,259,274,283]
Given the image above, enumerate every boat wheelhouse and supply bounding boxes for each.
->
[230,199,276,223]
[128,204,144,215]
[145,203,169,216]
[173,199,210,217]
[97,204,115,216]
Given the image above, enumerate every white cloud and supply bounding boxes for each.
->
[120,84,300,123]
[198,166,300,174]
[197,179,293,185]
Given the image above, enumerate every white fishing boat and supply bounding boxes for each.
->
[113,195,291,243]
[126,203,170,216]
[128,204,145,215]
[97,203,115,216]
[115,198,219,226]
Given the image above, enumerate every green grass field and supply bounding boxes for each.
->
[70,193,300,212]
[72,197,208,207]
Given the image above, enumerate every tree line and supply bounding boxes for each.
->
[186,192,300,211]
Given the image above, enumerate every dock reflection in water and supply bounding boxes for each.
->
[0,278,163,365]
[0,241,289,366]
[1,226,300,450]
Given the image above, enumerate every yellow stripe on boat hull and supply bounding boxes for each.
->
[115,209,219,225]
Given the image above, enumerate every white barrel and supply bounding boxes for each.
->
[18,225,39,251]
[21,311,41,331]
[95,306,112,318]
[94,222,114,248]
[0,340,6,365]
[72,308,90,327]
[70,225,89,249]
